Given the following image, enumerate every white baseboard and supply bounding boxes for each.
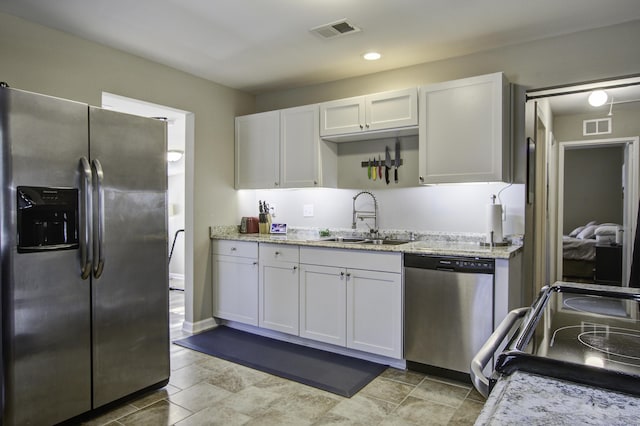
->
[182,317,217,334]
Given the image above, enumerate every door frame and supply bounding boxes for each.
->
[557,137,639,286]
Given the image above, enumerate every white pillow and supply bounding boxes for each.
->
[569,226,585,237]
[576,224,599,239]
[595,225,618,236]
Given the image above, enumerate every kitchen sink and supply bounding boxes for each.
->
[362,239,411,246]
[314,237,411,246]
[317,237,368,243]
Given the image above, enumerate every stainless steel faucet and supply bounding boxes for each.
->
[352,191,378,232]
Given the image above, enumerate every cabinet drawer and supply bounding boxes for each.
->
[299,247,401,273]
[212,240,258,258]
[260,243,299,263]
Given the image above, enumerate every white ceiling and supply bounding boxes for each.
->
[2,0,640,94]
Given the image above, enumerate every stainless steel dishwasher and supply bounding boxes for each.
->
[404,254,494,378]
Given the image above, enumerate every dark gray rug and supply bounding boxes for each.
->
[173,326,387,397]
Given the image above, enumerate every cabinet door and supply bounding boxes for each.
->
[235,111,280,189]
[346,269,402,358]
[319,97,365,136]
[280,104,320,188]
[212,254,258,325]
[365,88,418,131]
[299,264,346,346]
[419,72,509,184]
[259,260,299,335]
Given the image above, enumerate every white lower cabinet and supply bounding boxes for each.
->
[299,264,347,346]
[214,242,403,359]
[258,244,300,335]
[346,269,402,358]
[212,241,258,325]
[299,247,403,359]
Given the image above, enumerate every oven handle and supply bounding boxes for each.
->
[470,307,530,398]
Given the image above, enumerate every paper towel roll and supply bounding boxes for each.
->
[486,204,503,244]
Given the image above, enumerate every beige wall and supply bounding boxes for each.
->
[554,107,640,142]
[0,12,254,324]
[3,11,640,324]
[256,20,640,111]
[255,19,640,201]
[563,147,624,231]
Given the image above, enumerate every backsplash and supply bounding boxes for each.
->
[236,183,525,237]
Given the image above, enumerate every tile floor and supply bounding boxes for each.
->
[82,282,485,425]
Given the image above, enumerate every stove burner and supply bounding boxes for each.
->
[563,296,629,318]
[578,328,640,366]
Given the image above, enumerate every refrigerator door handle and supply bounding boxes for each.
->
[80,157,93,279]
[92,158,105,278]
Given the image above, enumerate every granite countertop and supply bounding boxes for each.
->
[475,371,640,425]
[209,226,522,259]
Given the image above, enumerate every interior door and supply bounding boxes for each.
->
[89,107,169,408]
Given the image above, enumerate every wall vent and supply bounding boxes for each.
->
[310,19,361,39]
[583,118,612,136]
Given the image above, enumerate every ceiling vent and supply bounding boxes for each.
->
[310,19,361,39]
[583,118,612,136]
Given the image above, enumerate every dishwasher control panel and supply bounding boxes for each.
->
[404,254,495,274]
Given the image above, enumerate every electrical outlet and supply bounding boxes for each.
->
[269,204,276,217]
[303,204,314,217]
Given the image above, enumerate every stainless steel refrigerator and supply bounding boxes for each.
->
[0,86,170,425]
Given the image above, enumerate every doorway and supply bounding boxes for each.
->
[557,138,638,286]
[526,75,640,298]
[101,92,193,332]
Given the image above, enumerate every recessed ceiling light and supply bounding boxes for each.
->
[588,90,608,107]
[363,52,381,61]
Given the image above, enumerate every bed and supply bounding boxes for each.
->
[562,222,620,281]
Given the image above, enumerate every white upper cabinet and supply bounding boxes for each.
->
[320,88,418,142]
[235,111,280,189]
[281,105,326,188]
[418,72,511,184]
[235,105,337,189]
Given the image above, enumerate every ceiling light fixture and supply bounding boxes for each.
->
[363,52,381,61]
[167,150,184,162]
[588,90,608,107]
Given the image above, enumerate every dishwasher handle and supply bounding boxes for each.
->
[470,307,530,398]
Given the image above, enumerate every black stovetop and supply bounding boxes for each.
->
[494,283,640,396]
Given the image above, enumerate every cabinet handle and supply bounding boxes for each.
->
[346,272,351,278]
[293,266,298,270]
[230,247,237,251]
[419,176,424,183]
[340,271,345,277]
[275,182,279,186]
[365,123,370,129]
[359,124,363,130]
[274,251,280,256]
[253,261,258,265]
[313,180,317,185]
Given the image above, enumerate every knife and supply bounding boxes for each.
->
[385,146,391,184]
[372,158,377,181]
[378,155,382,179]
[394,139,400,183]
[367,158,371,180]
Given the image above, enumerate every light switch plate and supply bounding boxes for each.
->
[303,204,314,217]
